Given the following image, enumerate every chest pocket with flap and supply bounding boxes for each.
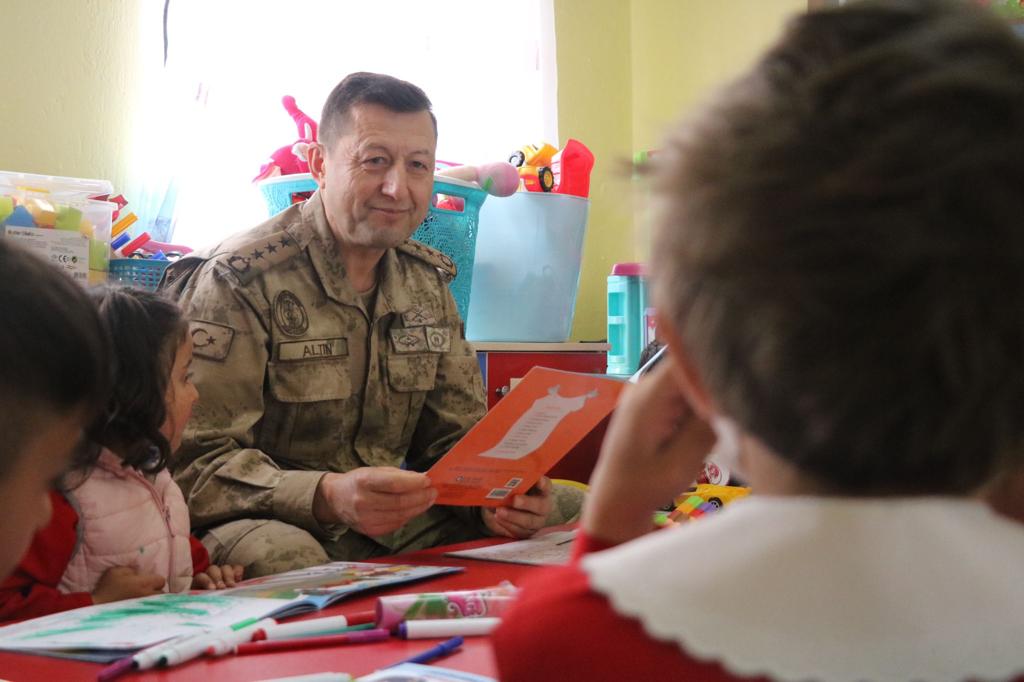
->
[386,353,440,393]
[264,359,353,466]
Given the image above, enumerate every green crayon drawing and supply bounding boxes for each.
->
[18,594,235,640]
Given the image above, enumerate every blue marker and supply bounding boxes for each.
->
[388,635,463,666]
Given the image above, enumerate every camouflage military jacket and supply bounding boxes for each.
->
[162,192,486,540]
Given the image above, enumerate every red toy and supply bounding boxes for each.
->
[253,96,319,182]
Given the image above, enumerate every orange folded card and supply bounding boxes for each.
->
[427,367,626,506]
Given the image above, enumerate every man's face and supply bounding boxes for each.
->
[311,103,436,252]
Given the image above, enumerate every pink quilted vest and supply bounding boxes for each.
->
[59,449,194,595]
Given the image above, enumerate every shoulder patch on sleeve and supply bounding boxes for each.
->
[213,230,301,284]
[397,239,457,281]
[189,320,235,361]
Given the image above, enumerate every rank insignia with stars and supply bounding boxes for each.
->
[189,320,235,361]
[389,327,428,353]
[401,304,437,327]
[226,255,251,275]
[273,290,309,337]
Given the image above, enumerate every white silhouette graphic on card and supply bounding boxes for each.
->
[478,386,598,460]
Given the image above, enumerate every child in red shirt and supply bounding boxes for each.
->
[494,1,1024,680]
[0,241,109,586]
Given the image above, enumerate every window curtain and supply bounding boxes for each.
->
[127,0,558,250]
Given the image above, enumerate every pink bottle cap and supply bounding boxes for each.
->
[610,262,645,276]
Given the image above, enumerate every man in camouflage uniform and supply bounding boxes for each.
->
[162,73,581,576]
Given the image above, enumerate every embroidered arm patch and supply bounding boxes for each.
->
[189,320,235,361]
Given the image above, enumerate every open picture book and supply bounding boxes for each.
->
[0,561,460,661]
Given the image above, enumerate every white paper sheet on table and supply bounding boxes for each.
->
[444,529,578,566]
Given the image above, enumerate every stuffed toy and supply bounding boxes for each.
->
[253,96,319,182]
[436,161,519,197]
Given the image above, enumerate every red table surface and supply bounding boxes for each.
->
[0,537,537,681]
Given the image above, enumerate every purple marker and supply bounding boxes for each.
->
[96,654,135,682]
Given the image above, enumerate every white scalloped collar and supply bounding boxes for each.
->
[582,496,1024,682]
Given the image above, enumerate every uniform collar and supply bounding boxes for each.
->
[297,191,416,319]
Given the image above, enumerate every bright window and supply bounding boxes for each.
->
[129,0,558,249]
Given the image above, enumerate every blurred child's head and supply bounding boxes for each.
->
[0,241,109,578]
[651,0,1024,496]
[89,286,197,473]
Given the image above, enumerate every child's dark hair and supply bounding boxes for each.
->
[652,0,1024,495]
[0,241,110,478]
[88,286,188,473]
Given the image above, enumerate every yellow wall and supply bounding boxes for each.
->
[557,0,803,341]
[554,0,635,342]
[0,0,141,191]
[2,0,800,344]
[630,0,806,153]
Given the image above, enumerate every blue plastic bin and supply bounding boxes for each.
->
[466,192,589,342]
[257,173,318,216]
[412,177,487,324]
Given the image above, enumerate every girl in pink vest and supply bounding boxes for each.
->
[0,287,243,621]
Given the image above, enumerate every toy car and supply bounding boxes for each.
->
[509,143,558,192]
[510,142,557,168]
[676,484,752,510]
[519,166,555,192]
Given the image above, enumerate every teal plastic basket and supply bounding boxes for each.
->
[258,173,318,216]
[108,258,171,291]
[413,177,487,324]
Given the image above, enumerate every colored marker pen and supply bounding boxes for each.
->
[160,616,265,666]
[397,617,500,639]
[387,635,464,666]
[254,618,375,642]
[234,627,390,655]
[96,654,135,682]
[206,617,277,656]
[253,614,366,638]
